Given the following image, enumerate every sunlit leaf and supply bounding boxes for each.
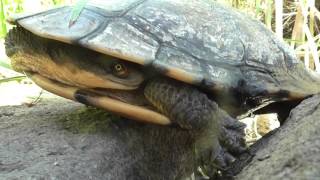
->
[0,0,7,38]
[0,59,12,69]
[68,0,88,27]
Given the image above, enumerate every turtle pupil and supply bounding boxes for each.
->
[113,63,128,78]
[115,64,123,71]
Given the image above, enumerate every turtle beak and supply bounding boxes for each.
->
[6,27,170,125]
[5,27,145,91]
[29,73,171,125]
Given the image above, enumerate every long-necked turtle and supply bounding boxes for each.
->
[4,0,320,177]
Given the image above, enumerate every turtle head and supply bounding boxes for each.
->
[5,27,170,125]
[5,27,144,90]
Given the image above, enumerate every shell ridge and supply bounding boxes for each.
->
[12,6,68,24]
[75,19,111,45]
[119,0,149,17]
[84,5,123,17]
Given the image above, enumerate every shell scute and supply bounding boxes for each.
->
[80,19,160,65]
[11,0,303,92]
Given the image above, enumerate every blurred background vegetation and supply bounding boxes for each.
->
[216,0,320,72]
[0,0,320,83]
[0,0,75,105]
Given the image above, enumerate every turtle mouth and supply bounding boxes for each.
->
[29,73,171,125]
[5,27,170,125]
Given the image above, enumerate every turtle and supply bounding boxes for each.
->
[4,0,320,177]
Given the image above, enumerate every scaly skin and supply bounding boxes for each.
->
[144,78,247,176]
[5,27,247,177]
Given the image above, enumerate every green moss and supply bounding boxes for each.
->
[58,107,121,134]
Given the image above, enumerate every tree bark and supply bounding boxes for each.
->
[232,94,320,179]
[0,95,195,180]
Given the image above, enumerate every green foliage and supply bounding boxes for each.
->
[0,0,7,38]
[0,0,68,81]
[0,58,11,69]
[0,75,25,83]
[0,0,24,38]
[52,0,64,5]
[0,0,67,38]
[69,0,87,27]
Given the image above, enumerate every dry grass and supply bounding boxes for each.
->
[221,0,320,72]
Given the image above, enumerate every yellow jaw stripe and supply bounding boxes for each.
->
[30,73,171,125]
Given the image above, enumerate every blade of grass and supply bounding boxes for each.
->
[299,1,310,69]
[255,0,262,18]
[298,0,320,71]
[275,0,283,38]
[68,0,88,27]
[311,6,320,21]
[309,0,315,36]
[291,3,304,48]
[0,60,12,69]
[0,0,7,38]
[265,0,273,30]
[0,75,26,84]
[52,0,63,5]
[303,23,320,72]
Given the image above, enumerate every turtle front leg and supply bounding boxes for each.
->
[144,78,246,176]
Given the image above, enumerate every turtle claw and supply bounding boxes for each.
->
[223,150,237,165]
[212,146,230,169]
[219,115,247,154]
[220,126,247,154]
[199,145,237,177]
[198,114,247,178]
[223,116,246,130]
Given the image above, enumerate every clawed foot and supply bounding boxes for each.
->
[143,78,247,178]
[196,114,247,177]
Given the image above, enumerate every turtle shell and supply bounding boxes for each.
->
[9,0,314,98]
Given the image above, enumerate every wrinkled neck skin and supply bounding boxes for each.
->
[258,65,320,121]
[220,63,320,119]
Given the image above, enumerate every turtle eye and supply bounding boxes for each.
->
[112,63,129,78]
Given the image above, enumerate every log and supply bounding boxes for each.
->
[232,94,320,179]
[0,94,320,179]
[0,96,195,179]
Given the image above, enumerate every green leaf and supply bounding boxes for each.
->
[0,0,7,38]
[0,60,12,69]
[0,76,26,84]
[68,0,88,27]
